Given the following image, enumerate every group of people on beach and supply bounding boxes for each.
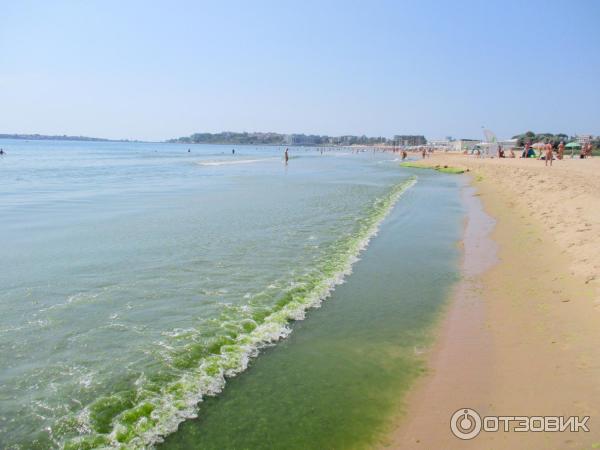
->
[476,139,596,167]
[579,142,594,158]
[519,140,594,166]
[494,146,516,159]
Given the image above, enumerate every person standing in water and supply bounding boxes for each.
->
[401,150,407,161]
[284,148,289,164]
[232,149,235,155]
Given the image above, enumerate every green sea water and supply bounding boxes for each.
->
[0,140,463,449]
[159,168,464,450]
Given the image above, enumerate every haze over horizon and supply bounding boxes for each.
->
[1,0,598,142]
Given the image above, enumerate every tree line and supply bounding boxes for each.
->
[167,131,418,146]
[512,131,598,149]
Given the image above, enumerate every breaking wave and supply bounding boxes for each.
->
[61,176,417,450]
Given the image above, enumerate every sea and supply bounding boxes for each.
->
[0,139,464,449]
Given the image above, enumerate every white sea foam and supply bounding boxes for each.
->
[67,177,418,450]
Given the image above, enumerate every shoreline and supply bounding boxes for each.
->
[378,172,497,449]
[385,155,600,448]
[157,170,464,449]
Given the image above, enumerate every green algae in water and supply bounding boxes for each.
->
[2,140,465,450]
[160,172,464,450]
[399,162,427,169]
[400,161,465,174]
[55,178,417,449]
[437,166,465,174]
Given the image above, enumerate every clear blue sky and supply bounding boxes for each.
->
[1,0,598,141]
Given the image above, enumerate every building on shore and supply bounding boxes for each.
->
[428,139,451,150]
[393,135,427,146]
[498,138,518,149]
[576,134,594,144]
[451,139,479,152]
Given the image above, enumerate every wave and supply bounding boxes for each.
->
[196,157,279,166]
[61,176,417,450]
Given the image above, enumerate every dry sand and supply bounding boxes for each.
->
[382,155,600,449]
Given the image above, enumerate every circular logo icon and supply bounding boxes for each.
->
[450,408,482,440]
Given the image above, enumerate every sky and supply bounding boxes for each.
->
[1,0,598,141]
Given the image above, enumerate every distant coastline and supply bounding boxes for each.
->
[168,131,426,147]
[1,131,429,147]
[0,133,140,143]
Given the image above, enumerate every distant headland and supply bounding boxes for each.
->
[167,131,427,146]
[1,131,429,147]
[0,133,139,142]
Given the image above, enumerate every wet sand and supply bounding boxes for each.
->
[384,155,600,449]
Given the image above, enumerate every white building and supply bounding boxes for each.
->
[428,139,451,150]
[576,134,594,144]
[498,138,518,149]
[451,139,479,152]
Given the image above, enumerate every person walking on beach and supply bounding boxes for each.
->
[421,148,426,159]
[544,141,553,166]
[558,141,565,160]
[284,148,289,165]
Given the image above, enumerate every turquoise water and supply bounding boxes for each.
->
[0,140,463,449]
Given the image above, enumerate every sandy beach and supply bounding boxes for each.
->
[385,155,600,449]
